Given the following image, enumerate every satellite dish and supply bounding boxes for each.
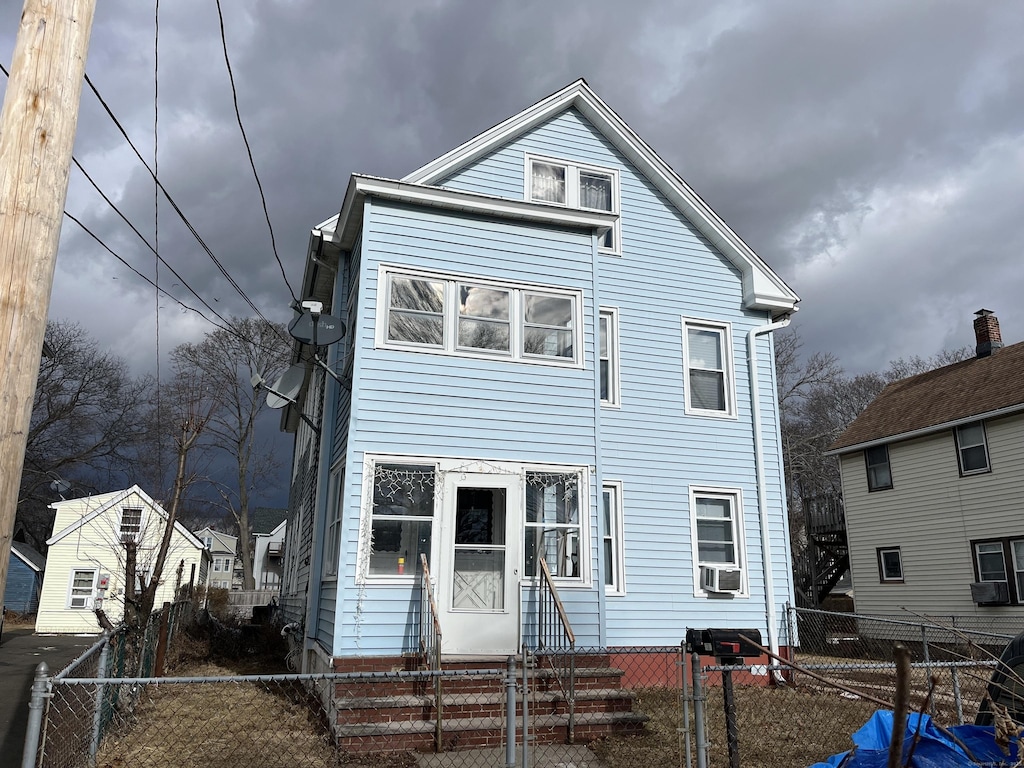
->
[266,364,306,409]
[288,311,346,346]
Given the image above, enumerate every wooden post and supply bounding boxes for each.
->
[0,0,97,603]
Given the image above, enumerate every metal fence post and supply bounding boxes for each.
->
[22,662,49,768]
[920,624,935,716]
[952,664,964,724]
[89,634,112,764]
[506,655,517,768]
[680,645,692,768]
[723,668,740,768]
[691,653,707,768]
[521,648,530,768]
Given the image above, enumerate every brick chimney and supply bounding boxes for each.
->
[974,309,1003,358]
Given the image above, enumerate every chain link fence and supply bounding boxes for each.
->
[24,607,1022,768]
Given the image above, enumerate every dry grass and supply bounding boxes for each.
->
[3,610,36,628]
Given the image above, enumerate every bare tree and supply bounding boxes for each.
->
[17,320,152,548]
[171,318,290,589]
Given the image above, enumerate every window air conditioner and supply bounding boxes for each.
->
[69,596,91,609]
[701,565,743,594]
[970,581,1010,606]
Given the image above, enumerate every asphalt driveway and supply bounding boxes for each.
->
[0,627,98,768]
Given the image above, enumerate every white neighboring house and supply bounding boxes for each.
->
[36,486,209,635]
[253,520,286,591]
[194,527,238,590]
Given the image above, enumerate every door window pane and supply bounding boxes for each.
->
[452,487,507,611]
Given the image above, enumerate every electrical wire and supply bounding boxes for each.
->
[154,0,163,485]
[215,0,298,305]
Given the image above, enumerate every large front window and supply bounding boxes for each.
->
[524,471,582,580]
[368,463,436,577]
[381,268,581,365]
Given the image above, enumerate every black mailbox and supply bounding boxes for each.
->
[685,628,763,663]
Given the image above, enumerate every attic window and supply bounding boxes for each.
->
[120,508,142,541]
[527,155,619,253]
[955,421,990,475]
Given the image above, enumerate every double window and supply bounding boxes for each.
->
[527,155,619,253]
[865,445,893,491]
[973,538,1024,604]
[602,482,625,595]
[599,309,620,406]
[683,320,735,417]
[876,547,904,582]
[955,422,990,475]
[381,268,581,365]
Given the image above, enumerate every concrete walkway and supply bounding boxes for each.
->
[0,627,97,768]
[416,744,605,767]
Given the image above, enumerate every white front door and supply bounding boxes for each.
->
[437,472,520,654]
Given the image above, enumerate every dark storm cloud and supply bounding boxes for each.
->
[2,0,1023,377]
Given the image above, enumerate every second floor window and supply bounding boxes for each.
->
[955,421,990,475]
[865,445,893,491]
[527,155,619,252]
[120,508,142,541]
[381,268,581,366]
[599,309,620,406]
[683,320,735,417]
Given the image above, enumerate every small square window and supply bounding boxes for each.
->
[865,445,893,491]
[877,547,903,582]
[955,422,990,475]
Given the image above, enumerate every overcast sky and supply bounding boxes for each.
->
[3,1,1023,379]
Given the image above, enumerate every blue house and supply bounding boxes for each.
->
[5,542,45,614]
[279,80,799,675]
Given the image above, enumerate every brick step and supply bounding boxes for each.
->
[336,710,649,753]
[336,688,637,723]
[333,667,624,698]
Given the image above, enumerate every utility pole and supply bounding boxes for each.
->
[0,1,96,608]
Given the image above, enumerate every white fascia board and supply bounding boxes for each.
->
[11,545,42,572]
[332,174,616,251]
[403,80,799,313]
[825,402,1024,457]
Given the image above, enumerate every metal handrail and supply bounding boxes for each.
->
[419,554,443,752]
[536,557,576,742]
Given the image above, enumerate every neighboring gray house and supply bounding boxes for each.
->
[829,310,1024,623]
[195,527,238,590]
[5,542,45,614]
[252,508,287,590]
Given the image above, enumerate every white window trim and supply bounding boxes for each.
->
[67,568,97,610]
[688,486,748,598]
[599,307,621,408]
[877,547,904,582]
[323,465,344,579]
[602,481,625,596]
[524,153,621,255]
[955,421,991,475]
[357,456,440,585]
[523,465,592,587]
[682,318,737,419]
[375,264,584,368]
[119,506,144,542]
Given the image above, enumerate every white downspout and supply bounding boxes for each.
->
[747,315,791,679]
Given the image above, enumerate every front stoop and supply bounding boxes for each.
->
[332,654,649,754]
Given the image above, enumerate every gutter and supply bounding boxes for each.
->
[747,315,791,681]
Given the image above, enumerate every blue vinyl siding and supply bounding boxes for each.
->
[4,555,41,613]
[443,108,792,646]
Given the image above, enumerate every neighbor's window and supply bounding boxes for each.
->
[527,156,619,252]
[865,445,893,491]
[973,538,1024,603]
[367,463,436,577]
[120,507,142,541]
[877,547,904,582]
[324,467,344,577]
[955,422,990,475]
[525,471,583,581]
[684,320,734,417]
[380,268,581,365]
[68,569,96,609]
[602,482,625,595]
[599,309,620,406]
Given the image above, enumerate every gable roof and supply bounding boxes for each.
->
[11,541,45,572]
[47,485,205,551]
[401,79,798,314]
[194,527,238,552]
[252,507,288,535]
[829,341,1024,453]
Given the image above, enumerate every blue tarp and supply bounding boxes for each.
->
[809,710,1020,768]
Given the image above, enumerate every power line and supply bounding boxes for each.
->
[215,0,298,305]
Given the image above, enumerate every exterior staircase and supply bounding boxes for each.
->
[794,494,850,607]
[332,653,648,754]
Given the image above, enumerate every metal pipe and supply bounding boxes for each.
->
[680,645,693,768]
[506,656,517,768]
[691,653,707,768]
[89,635,111,762]
[22,662,49,768]
[522,648,530,768]
[724,669,740,768]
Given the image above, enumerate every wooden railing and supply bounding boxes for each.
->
[419,554,443,752]
[536,557,576,742]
